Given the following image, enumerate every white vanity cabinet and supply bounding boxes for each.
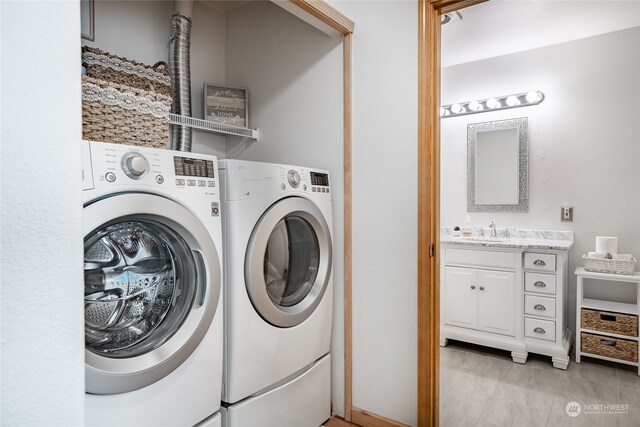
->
[521,251,571,369]
[445,266,516,336]
[440,239,572,369]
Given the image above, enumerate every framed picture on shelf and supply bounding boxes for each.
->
[81,0,95,41]
[203,83,248,128]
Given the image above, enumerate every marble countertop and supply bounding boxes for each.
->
[440,228,574,251]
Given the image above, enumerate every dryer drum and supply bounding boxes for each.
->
[263,215,320,308]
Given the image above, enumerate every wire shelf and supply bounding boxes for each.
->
[169,114,259,140]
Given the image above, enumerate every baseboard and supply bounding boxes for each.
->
[351,407,410,427]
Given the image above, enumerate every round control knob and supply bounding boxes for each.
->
[287,170,301,188]
[121,152,149,180]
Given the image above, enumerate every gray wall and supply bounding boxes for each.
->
[441,27,640,337]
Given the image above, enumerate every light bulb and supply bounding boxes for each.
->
[468,100,482,111]
[440,107,447,117]
[526,91,542,103]
[451,103,465,114]
[486,98,500,109]
[506,95,520,107]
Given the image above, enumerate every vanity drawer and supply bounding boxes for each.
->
[525,317,556,342]
[524,253,556,272]
[525,295,556,319]
[445,248,516,270]
[524,272,556,295]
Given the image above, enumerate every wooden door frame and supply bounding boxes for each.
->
[418,1,486,426]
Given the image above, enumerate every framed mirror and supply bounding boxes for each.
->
[467,117,528,212]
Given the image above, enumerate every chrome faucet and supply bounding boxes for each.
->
[489,221,498,238]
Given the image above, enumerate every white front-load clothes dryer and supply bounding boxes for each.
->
[82,141,223,427]
[219,160,333,427]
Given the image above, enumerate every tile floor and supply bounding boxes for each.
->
[440,340,640,427]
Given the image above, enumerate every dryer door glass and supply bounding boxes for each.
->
[84,220,196,358]
[246,196,332,328]
[264,215,320,307]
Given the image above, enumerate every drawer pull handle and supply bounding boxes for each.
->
[601,339,617,347]
[533,259,546,266]
[533,281,546,288]
[601,314,617,322]
[471,285,476,290]
[533,327,546,334]
[534,304,546,311]
[479,286,485,291]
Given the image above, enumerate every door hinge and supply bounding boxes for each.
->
[429,243,435,258]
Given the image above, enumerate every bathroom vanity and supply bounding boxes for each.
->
[440,229,574,369]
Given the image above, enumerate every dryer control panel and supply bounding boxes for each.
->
[83,140,220,200]
[219,159,331,202]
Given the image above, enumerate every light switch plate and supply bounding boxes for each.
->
[561,206,573,222]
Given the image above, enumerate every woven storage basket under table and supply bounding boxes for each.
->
[581,308,638,336]
[82,76,171,148]
[581,332,638,363]
[82,46,171,97]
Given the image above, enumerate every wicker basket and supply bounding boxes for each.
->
[82,46,171,97]
[583,255,637,275]
[581,332,638,362]
[82,76,171,148]
[581,308,638,336]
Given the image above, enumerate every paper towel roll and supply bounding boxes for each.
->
[595,236,618,255]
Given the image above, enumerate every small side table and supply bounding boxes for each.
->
[575,267,640,375]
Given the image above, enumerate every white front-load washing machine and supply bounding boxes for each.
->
[219,160,333,427]
[82,141,223,427]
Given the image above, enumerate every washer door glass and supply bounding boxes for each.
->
[84,220,195,358]
[246,197,332,328]
[264,216,319,307]
[83,193,221,395]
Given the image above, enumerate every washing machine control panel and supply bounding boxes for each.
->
[85,141,220,199]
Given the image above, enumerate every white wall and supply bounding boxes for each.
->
[82,0,227,157]
[1,1,85,424]
[224,1,346,415]
[340,1,419,424]
[441,27,640,336]
[442,0,640,67]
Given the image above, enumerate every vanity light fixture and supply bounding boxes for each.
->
[440,90,545,118]
[451,103,465,114]
[486,97,501,109]
[468,100,482,111]
[526,90,542,103]
[506,95,520,107]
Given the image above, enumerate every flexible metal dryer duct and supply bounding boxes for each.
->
[169,4,193,152]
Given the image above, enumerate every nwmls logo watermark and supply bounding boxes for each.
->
[565,401,630,417]
[565,402,581,417]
